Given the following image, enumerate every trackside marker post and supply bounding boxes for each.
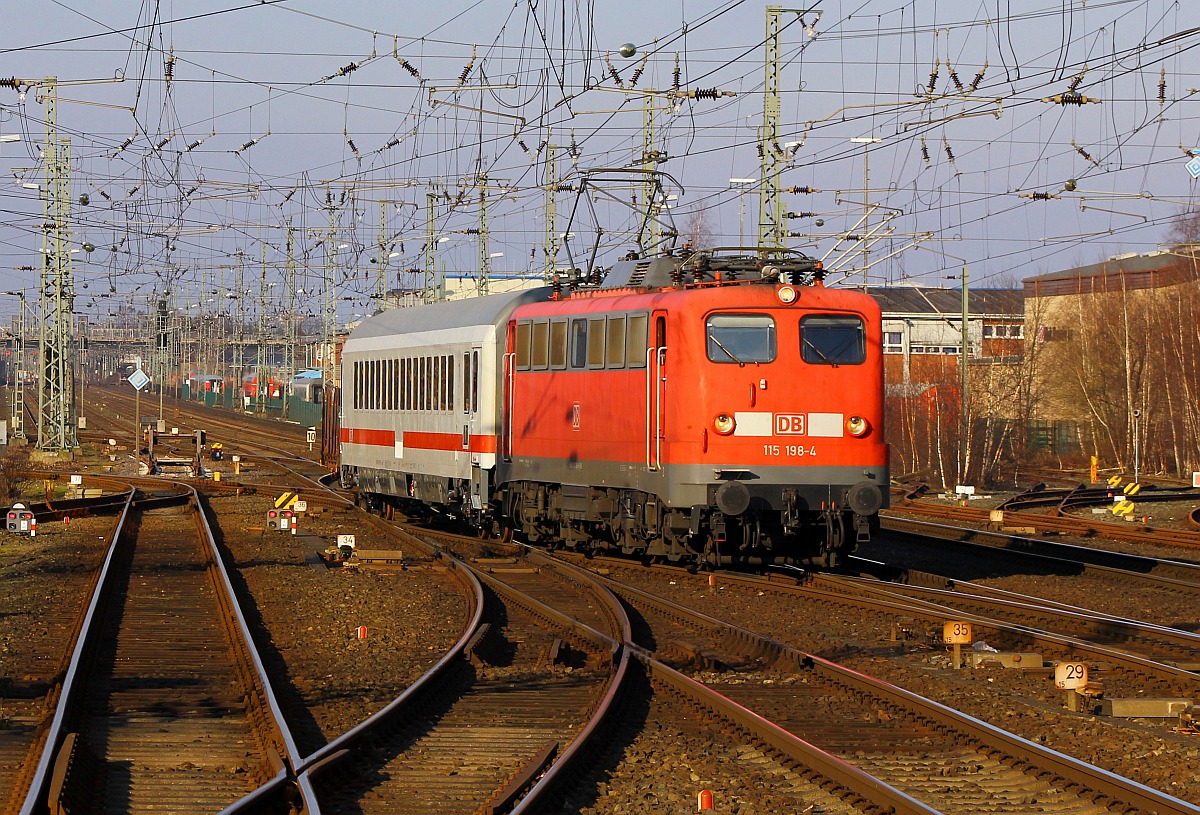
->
[943,621,972,669]
[697,789,714,810]
[357,626,367,640]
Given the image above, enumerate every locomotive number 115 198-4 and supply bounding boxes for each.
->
[763,444,817,457]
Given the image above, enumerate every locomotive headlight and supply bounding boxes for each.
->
[776,285,798,304]
[846,415,870,437]
[713,413,736,435]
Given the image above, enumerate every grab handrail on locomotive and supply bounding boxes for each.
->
[336,243,889,570]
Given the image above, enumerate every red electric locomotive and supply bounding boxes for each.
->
[340,249,888,569]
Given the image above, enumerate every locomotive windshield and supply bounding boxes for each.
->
[800,315,866,365]
[706,314,776,364]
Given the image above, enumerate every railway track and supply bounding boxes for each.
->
[9,411,1198,810]
[11,481,301,815]
[539,550,1200,815]
[891,483,1200,550]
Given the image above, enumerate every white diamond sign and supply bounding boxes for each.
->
[127,368,150,391]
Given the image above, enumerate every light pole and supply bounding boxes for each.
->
[1132,409,1142,483]
[729,178,756,246]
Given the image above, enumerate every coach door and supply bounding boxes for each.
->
[461,347,482,454]
[646,311,667,471]
[502,323,518,461]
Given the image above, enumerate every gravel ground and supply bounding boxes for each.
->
[203,490,466,754]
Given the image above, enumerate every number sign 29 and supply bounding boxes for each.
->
[1054,661,1089,690]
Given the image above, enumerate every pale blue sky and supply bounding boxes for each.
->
[1,0,1197,324]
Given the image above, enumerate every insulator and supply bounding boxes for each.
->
[165,49,175,84]
[465,228,480,235]
[185,139,203,152]
[127,185,140,196]
[337,62,359,78]
[673,53,681,94]
[942,136,956,163]
[383,137,400,150]
[238,138,259,152]
[920,136,931,165]
[927,59,939,94]
[1058,92,1085,105]
[786,211,815,219]
[1072,141,1098,166]
[844,233,861,240]
[186,185,199,196]
[155,136,170,149]
[1159,68,1166,105]
[1031,191,1053,200]
[1068,69,1085,92]
[788,186,817,194]
[458,49,476,86]
[535,139,547,155]
[347,137,359,156]
[518,139,530,155]
[551,275,562,300]
[949,64,963,92]
[756,143,764,158]
[281,188,296,203]
[629,55,648,88]
[605,52,623,87]
[555,184,575,192]
[99,189,112,201]
[117,137,134,151]
[0,77,18,89]
[969,61,987,92]
[691,87,719,100]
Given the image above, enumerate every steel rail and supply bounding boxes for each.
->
[581,560,1200,815]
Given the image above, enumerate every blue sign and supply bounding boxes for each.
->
[127,368,150,391]
[1188,155,1200,179]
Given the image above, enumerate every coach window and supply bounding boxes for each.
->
[388,358,396,410]
[800,315,866,366]
[607,315,627,367]
[532,320,550,370]
[462,353,471,413]
[550,319,568,369]
[427,356,435,410]
[471,350,479,413]
[401,358,409,410]
[587,317,606,368]
[627,314,648,369]
[569,318,588,368]
[446,355,455,411]
[353,360,361,409]
[706,314,776,364]
[515,321,532,370]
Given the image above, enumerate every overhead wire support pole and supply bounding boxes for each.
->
[642,90,658,255]
[543,143,559,282]
[760,7,819,252]
[323,194,338,389]
[283,226,296,420]
[424,190,440,304]
[478,172,490,296]
[36,75,78,452]
[960,265,969,486]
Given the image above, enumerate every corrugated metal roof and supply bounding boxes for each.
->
[1022,251,1199,297]
[865,286,1024,317]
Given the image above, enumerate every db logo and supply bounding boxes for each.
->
[572,402,581,430]
[774,414,806,435]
